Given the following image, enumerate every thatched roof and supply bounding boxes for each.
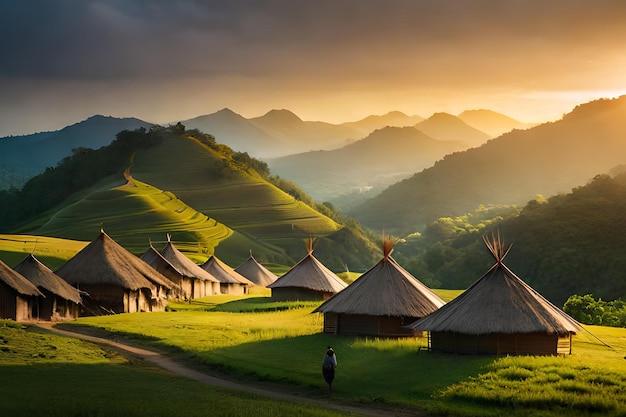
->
[55,230,165,293]
[200,255,255,286]
[234,253,277,287]
[268,251,347,293]
[407,234,582,336]
[159,240,218,283]
[14,254,82,304]
[0,259,43,297]
[313,254,445,317]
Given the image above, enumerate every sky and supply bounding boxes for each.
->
[2,0,626,137]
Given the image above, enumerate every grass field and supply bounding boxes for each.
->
[34,178,233,255]
[0,234,88,270]
[40,293,626,417]
[0,320,353,417]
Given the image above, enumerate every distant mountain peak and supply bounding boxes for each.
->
[259,109,303,123]
[426,112,457,121]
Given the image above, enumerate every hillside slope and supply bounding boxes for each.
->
[33,177,233,258]
[415,113,492,148]
[351,96,626,235]
[268,126,465,202]
[457,109,533,137]
[0,115,151,188]
[119,130,377,268]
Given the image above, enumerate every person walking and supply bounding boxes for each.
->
[322,346,337,393]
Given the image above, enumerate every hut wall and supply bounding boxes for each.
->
[0,282,18,320]
[322,312,338,334]
[137,289,154,312]
[430,332,561,355]
[271,287,332,301]
[331,314,416,337]
[378,316,417,337]
[52,298,80,321]
[0,282,36,321]
[219,283,247,296]
[191,280,203,298]
[15,296,35,322]
[36,289,57,321]
[154,267,186,300]
[80,285,127,315]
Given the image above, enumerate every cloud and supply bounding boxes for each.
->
[1,0,626,135]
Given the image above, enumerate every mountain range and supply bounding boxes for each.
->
[349,96,626,236]
[0,115,152,189]
[0,107,529,190]
[267,113,494,203]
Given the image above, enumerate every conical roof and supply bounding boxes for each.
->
[14,254,82,304]
[159,240,218,283]
[0,259,43,297]
[55,230,166,293]
[200,255,255,286]
[268,252,347,293]
[234,253,277,287]
[313,255,444,317]
[407,234,581,336]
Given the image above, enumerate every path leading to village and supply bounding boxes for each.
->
[36,323,420,417]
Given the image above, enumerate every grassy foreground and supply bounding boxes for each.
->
[0,319,357,417]
[48,294,626,417]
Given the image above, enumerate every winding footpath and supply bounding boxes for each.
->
[36,322,420,417]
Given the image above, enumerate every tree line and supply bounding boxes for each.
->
[393,173,626,308]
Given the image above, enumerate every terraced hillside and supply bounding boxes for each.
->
[34,178,233,257]
[128,132,342,264]
[1,127,376,270]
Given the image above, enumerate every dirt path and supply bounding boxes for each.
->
[36,322,421,417]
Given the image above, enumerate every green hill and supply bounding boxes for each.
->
[0,125,379,270]
[392,173,626,306]
[350,96,626,236]
[34,177,233,257]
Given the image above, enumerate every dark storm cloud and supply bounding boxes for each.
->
[2,0,626,85]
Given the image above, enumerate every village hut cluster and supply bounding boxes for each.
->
[0,228,581,356]
[270,233,581,356]
[0,230,275,321]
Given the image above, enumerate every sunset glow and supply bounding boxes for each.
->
[1,1,626,136]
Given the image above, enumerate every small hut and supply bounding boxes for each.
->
[158,237,219,297]
[268,239,347,301]
[141,244,188,300]
[200,255,254,295]
[234,252,278,287]
[55,230,172,315]
[0,259,43,321]
[406,233,582,355]
[313,238,445,337]
[14,254,82,321]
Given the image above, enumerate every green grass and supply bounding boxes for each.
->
[56,295,626,417]
[0,319,357,417]
[129,134,341,261]
[34,178,232,255]
[0,234,88,269]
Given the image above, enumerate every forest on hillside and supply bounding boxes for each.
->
[393,173,626,306]
[0,125,379,269]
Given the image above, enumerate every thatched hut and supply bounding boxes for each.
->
[200,255,254,295]
[268,240,347,301]
[158,238,219,297]
[234,252,277,287]
[14,254,82,321]
[55,230,172,315]
[313,239,445,337]
[141,244,189,300]
[0,259,43,321]
[406,233,582,355]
